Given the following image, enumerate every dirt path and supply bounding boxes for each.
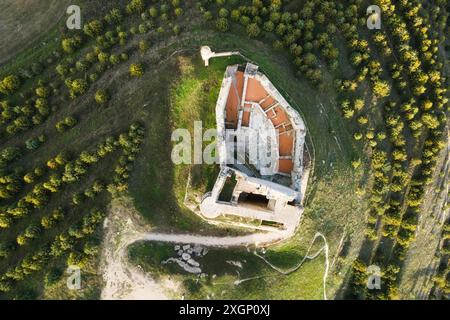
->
[139,229,294,247]
[100,199,179,300]
[254,232,330,300]
[100,198,307,300]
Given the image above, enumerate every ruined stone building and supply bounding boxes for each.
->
[200,63,309,230]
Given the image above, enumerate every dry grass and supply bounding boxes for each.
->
[0,0,69,64]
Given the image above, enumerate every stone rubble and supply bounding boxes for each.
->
[162,243,209,274]
[162,244,246,276]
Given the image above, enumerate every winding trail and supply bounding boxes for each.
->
[254,232,329,300]
[100,199,329,300]
[139,229,292,247]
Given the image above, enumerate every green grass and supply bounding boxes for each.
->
[129,240,326,299]
[128,162,367,299]
[127,53,248,234]
[218,174,237,202]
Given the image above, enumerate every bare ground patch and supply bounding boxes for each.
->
[100,197,180,300]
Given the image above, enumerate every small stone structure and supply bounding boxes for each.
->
[200,46,239,66]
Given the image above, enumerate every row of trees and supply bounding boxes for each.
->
[368,0,448,299]
[0,208,105,292]
[0,80,55,136]
[7,0,182,141]
[330,0,448,299]
[431,222,450,299]
[207,0,340,85]
[0,131,117,228]
[0,0,154,297]
[0,147,22,201]
[1,0,158,142]
[108,123,145,197]
[0,123,144,279]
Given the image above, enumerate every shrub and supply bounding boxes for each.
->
[216,18,229,32]
[25,135,45,150]
[83,20,103,37]
[126,0,145,14]
[95,89,109,105]
[69,79,88,97]
[174,8,183,17]
[129,63,144,77]
[219,8,229,18]
[0,75,20,95]
[246,23,261,38]
[45,267,63,286]
[139,40,150,54]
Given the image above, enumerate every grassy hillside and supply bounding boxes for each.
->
[129,241,326,299]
